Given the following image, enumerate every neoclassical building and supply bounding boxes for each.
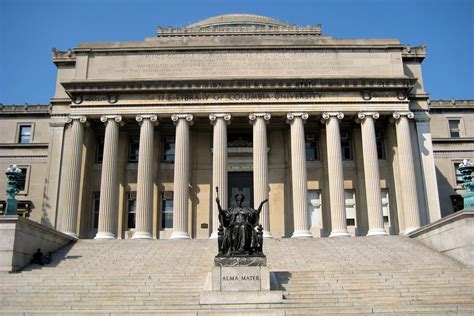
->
[0,14,445,239]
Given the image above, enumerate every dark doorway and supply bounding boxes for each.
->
[228,172,254,208]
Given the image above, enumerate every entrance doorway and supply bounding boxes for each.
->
[228,172,254,208]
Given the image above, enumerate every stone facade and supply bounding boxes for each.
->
[429,100,474,215]
[1,14,459,239]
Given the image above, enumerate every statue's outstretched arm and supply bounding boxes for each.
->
[257,199,269,214]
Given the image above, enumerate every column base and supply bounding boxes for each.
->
[94,232,116,240]
[291,230,313,238]
[169,231,191,239]
[131,231,153,239]
[263,231,273,239]
[402,227,420,236]
[329,230,350,237]
[367,228,388,236]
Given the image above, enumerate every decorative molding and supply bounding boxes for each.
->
[62,77,417,95]
[361,91,372,100]
[136,114,158,126]
[209,113,231,125]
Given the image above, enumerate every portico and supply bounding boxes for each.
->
[49,14,440,240]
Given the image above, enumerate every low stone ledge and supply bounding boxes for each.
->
[0,216,76,272]
[409,210,473,266]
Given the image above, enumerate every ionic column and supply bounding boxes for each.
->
[357,112,387,236]
[250,113,272,238]
[170,114,193,239]
[322,112,350,237]
[95,115,123,240]
[58,115,87,238]
[209,113,231,239]
[392,112,421,234]
[132,115,158,239]
[287,112,313,238]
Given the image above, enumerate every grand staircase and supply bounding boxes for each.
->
[1,237,473,315]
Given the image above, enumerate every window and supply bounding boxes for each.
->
[17,167,28,193]
[228,132,252,147]
[376,129,386,160]
[128,136,139,163]
[127,192,136,229]
[381,189,390,224]
[95,137,104,163]
[305,134,319,161]
[162,136,175,162]
[448,120,461,138]
[454,162,464,185]
[341,130,353,160]
[92,192,100,229]
[345,190,356,226]
[161,191,174,228]
[308,190,322,228]
[18,125,32,144]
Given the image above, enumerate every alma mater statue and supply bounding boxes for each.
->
[215,187,268,256]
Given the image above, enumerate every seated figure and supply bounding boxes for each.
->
[216,191,268,256]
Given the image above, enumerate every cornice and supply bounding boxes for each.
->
[62,77,417,97]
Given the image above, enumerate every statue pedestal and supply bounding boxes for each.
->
[200,256,283,305]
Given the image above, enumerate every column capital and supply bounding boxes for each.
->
[321,112,344,123]
[249,112,271,123]
[356,112,379,124]
[392,111,414,120]
[66,115,87,124]
[286,112,309,124]
[136,114,159,126]
[171,113,194,125]
[209,113,231,125]
[413,110,431,123]
[100,115,124,126]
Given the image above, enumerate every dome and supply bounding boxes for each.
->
[185,14,291,30]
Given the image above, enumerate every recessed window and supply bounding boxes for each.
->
[92,192,100,229]
[448,120,461,138]
[376,129,386,160]
[381,189,390,224]
[454,162,464,185]
[305,134,319,161]
[95,137,104,163]
[128,136,139,163]
[228,132,252,147]
[341,130,353,160]
[345,189,356,226]
[17,167,28,193]
[162,136,175,162]
[127,192,136,229]
[161,191,173,229]
[308,190,322,228]
[18,125,32,144]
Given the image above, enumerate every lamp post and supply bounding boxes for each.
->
[458,159,474,211]
[4,164,21,216]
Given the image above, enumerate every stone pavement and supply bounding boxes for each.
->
[0,236,473,315]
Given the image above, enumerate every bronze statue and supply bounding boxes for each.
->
[215,187,268,256]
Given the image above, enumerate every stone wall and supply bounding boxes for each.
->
[0,216,75,272]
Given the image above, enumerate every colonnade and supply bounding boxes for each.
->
[57,111,421,239]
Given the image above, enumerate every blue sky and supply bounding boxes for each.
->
[0,0,473,104]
